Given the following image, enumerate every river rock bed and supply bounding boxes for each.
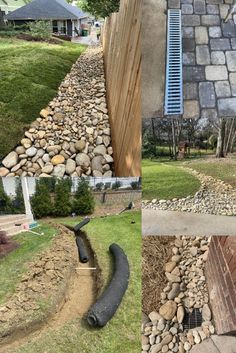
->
[143,168,236,216]
[0,46,114,178]
[0,225,77,342]
[142,236,215,353]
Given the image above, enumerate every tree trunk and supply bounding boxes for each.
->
[171,118,177,160]
[216,119,226,158]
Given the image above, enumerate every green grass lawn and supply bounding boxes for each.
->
[188,160,236,187]
[0,223,58,305]
[14,211,141,353]
[142,159,201,200]
[0,38,86,159]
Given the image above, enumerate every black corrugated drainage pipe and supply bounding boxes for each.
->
[74,218,90,234]
[75,236,89,263]
[87,243,130,327]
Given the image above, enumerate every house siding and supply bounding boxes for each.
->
[206,236,236,335]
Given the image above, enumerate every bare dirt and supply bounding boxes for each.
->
[0,225,101,353]
[142,236,174,314]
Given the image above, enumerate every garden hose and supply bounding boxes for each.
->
[87,243,130,327]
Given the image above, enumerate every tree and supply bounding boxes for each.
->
[54,179,72,217]
[72,178,95,215]
[0,180,12,215]
[77,0,120,18]
[31,180,54,219]
[13,180,25,214]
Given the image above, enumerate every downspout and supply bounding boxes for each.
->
[21,177,34,222]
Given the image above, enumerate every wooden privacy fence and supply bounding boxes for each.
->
[102,0,141,177]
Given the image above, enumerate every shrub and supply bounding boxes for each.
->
[0,231,8,245]
[29,20,51,39]
[104,182,111,190]
[54,179,72,217]
[0,180,13,214]
[72,178,95,215]
[31,180,54,219]
[131,181,140,190]
[112,181,122,190]
[12,180,25,214]
[95,182,104,191]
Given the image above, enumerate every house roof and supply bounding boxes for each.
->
[6,0,88,20]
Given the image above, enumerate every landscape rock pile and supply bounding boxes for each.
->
[142,236,215,353]
[143,167,236,216]
[0,225,77,340]
[0,46,114,177]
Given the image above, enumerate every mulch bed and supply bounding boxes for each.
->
[16,33,62,45]
[0,231,19,258]
[142,236,174,314]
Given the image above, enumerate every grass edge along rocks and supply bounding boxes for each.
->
[0,46,113,178]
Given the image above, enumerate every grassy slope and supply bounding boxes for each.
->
[14,211,141,353]
[142,159,201,200]
[0,223,58,305]
[0,38,86,159]
[188,160,236,188]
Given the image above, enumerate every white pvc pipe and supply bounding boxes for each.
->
[21,177,34,222]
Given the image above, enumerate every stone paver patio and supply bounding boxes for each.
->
[190,335,236,352]
[168,0,236,118]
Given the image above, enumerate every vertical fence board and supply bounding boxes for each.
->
[102,0,141,176]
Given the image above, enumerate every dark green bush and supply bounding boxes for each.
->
[29,20,51,39]
[31,180,54,219]
[54,179,72,217]
[0,180,13,215]
[95,182,104,191]
[12,180,25,214]
[72,178,95,215]
[112,181,122,190]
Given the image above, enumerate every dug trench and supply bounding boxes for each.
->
[0,224,103,353]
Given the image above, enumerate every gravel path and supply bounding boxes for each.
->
[0,46,114,178]
[143,167,236,216]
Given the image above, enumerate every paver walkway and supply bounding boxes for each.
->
[167,0,236,118]
[190,335,236,353]
[142,209,236,235]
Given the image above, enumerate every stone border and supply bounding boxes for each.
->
[143,166,236,216]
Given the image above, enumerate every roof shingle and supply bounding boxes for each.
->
[6,0,87,20]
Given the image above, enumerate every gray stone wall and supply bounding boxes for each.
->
[168,0,236,119]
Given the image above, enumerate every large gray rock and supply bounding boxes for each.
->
[91,156,103,172]
[159,300,177,320]
[65,159,76,174]
[2,151,18,169]
[26,147,37,157]
[75,153,90,167]
[52,164,66,177]
[168,283,181,300]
